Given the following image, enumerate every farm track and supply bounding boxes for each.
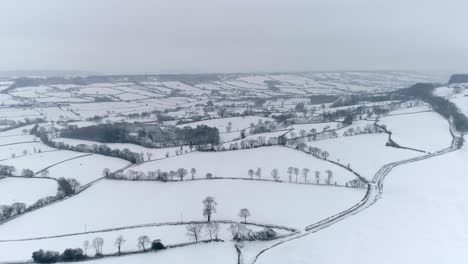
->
[247,124,463,264]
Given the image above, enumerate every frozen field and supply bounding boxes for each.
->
[80,242,237,264]
[379,111,452,152]
[0,177,57,206]
[54,138,191,160]
[0,179,365,239]
[0,73,464,264]
[0,222,279,262]
[127,146,358,185]
[0,142,54,160]
[46,154,131,184]
[256,146,468,264]
[308,134,422,180]
[0,134,37,145]
[0,150,85,174]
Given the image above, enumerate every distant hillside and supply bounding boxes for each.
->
[448,74,468,84]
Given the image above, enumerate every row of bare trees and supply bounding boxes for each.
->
[247,167,334,184]
[108,167,216,181]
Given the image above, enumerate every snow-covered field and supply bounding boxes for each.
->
[255,145,468,264]
[80,242,237,264]
[177,116,274,132]
[0,222,279,262]
[308,134,422,180]
[0,150,85,174]
[46,154,131,184]
[127,146,359,185]
[54,138,192,160]
[0,177,57,206]
[0,72,465,264]
[0,179,365,239]
[0,142,54,160]
[379,111,452,152]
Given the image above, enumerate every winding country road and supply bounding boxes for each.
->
[247,123,464,264]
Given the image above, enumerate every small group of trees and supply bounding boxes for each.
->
[57,177,81,196]
[249,120,278,135]
[32,248,85,263]
[229,223,277,242]
[342,124,382,137]
[346,178,367,188]
[0,177,79,222]
[0,202,27,220]
[0,165,16,175]
[247,168,262,179]
[246,167,334,185]
[33,236,166,263]
[108,168,210,182]
[224,136,279,151]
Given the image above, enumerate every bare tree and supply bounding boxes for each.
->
[293,167,300,182]
[137,235,151,251]
[315,171,321,184]
[177,168,188,181]
[238,208,251,223]
[205,222,220,241]
[83,240,89,256]
[271,168,279,181]
[114,235,126,254]
[146,152,153,161]
[321,151,330,160]
[325,170,333,185]
[190,168,197,180]
[255,168,262,179]
[186,223,203,242]
[92,237,104,256]
[248,169,255,178]
[302,168,310,183]
[202,196,217,222]
[21,169,34,177]
[287,167,294,182]
[169,170,176,181]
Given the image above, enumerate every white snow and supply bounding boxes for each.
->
[255,146,468,264]
[379,111,452,152]
[46,154,131,184]
[0,179,365,239]
[0,177,57,206]
[128,146,359,185]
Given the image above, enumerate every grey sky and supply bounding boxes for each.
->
[1,0,467,74]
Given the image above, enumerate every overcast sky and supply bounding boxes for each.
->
[1,0,467,74]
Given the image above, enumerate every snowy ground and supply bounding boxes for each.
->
[0,177,57,206]
[0,142,54,160]
[127,146,359,185]
[0,179,365,239]
[379,111,452,152]
[0,150,85,174]
[177,116,274,133]
[0,73,463,264]
[53,138,192,160]
[46,154,131,184]
[255,146,468,264]
[308,134,422,180]
[0,222,281,262]
[78,242,238,264]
